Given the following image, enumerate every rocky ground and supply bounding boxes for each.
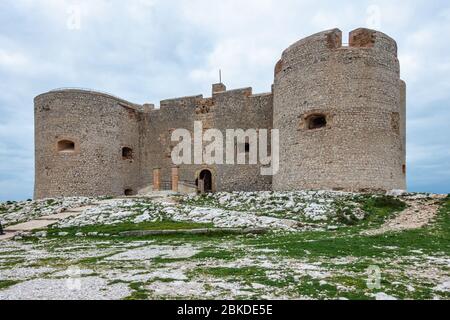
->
[0,191,449,300]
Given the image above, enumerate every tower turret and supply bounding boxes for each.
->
[34,89,142,198]
[272,28,406,192]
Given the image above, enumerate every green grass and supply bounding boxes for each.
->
[28,257,66,268]
[359,195,407,226]
[46,199,57,206]
[0,280,20,290]
[46,220,215,238]
[0,258,26,268]
[181,194,217,207]
[0,201,23,215]
[193,249,245,261]
[246,196,449,259]
[181,193,408,228]
[191,267,371,299]
[2,194,448,300]
[195,266,267,278]
[0,250,26,256]
[151,257,187,264]
[335,195,406,226]
[227,195,450,299]
[124,282,149,300]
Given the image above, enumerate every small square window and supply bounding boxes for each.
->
[122,147,133,160]
[57,140,75,153]
[306,114,327,130]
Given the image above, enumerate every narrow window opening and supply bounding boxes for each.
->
[307,114,327,130]
[402,164,406,175]
[57,140,75,153]
[122,147,133,160]
[244,143,250,153]
[391,112,400,134]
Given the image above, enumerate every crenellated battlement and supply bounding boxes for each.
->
[273,27,405,193]
[281,28,397,55]
[348,28,397,55]
[275,28,398,77]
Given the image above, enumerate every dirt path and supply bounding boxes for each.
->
[0,204,103,241]
[363,195,446,236]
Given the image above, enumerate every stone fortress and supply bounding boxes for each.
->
[34,28,407,199]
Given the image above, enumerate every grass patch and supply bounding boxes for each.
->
[246,196,449,258]
[46,199,57,206]
[77,252,119,265]
[239,198,448,298]
[196,266,267,278]
[0,258,26,268]
[0,280,20,290]
[28,257,67,268]
[181,194,217,207]
[151,257,191,264]
[359,195,406,226]
[124,282,149,300]
[193,249,245,261]
[336,195,406,227]
[292,275,344,299]
[47,220,214,238]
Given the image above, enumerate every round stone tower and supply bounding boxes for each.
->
[34,89,143,199]
[273,28,406,192]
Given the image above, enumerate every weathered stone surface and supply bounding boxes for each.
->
[0,232,17,241]
[5,220,57,232]
[273,28,406,192]
[34,27,406,199]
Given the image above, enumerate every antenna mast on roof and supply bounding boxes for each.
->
[219,69,222,83]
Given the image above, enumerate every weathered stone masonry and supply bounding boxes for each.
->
[34,28,406,199]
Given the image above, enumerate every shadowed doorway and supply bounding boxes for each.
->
[198,169,213,194]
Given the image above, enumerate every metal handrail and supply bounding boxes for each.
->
[160,181,172,191]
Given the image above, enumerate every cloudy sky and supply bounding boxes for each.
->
[0,0,449,200]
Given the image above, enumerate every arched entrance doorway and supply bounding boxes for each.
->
[197,169,213,194]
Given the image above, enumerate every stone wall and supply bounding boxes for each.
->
[273,28,406,192]
[34,27,407,199]
[138,86,273,193]
[34,90,144,198]
[213,88,273,191]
